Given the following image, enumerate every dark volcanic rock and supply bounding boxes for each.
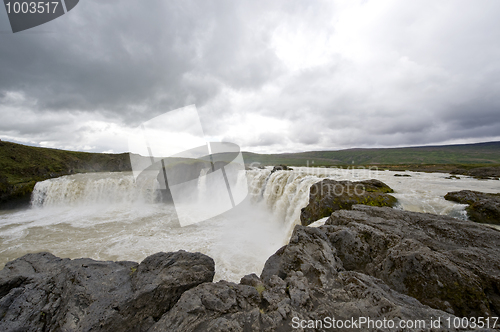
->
[325,205,500,317]
[149,225,455,332]
[0,251,215,332]
[445,190,500,225]
[270,164,293,174]
[300,179,397,226]
[394,173,411,177]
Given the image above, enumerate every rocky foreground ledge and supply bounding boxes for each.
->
[2,206,500,331]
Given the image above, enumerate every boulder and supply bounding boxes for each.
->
[445,190,500,225]
[270,165,293,174]
[325,205,500,317]
[0,251,215,332]
[394,174,411,177]
[300,179,397,226]
[451,166,500,180]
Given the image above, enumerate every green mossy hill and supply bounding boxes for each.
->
[0,140,131,205]
[300,179,397,225]
[243,141,500,167]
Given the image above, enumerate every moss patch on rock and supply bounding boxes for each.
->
[300,179,397,226]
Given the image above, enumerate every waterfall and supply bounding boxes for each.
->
[30,168,323,231]
[13,167,500,283]
[31,172,159,207]
[245,168,329,234]
[29,167,486,229]
[23,168,318,282]
[197,168,209,200]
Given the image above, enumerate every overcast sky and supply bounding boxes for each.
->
[1,0,500,154]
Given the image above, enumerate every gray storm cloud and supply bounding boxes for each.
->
[0,0,499,152]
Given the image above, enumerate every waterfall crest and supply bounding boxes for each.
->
[245,168,330,231]
[31,172,159,207]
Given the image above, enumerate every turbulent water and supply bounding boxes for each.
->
[0,167,499,282]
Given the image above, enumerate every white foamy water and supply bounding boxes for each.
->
[0,168,498,282]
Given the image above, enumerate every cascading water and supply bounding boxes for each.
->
[246,169,329,236]
[31,172,159,207]
[197,168,209,200]
[1,167,499,282]
[246,166,500,230]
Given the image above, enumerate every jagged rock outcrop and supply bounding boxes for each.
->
[149,224,455,332]
[0,251,215,332]
[300,179,397,226]
[149,271,453,331]
[325,205,500,317]
[445,190,500,225]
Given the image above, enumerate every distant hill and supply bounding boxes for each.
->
[242,141,500,166]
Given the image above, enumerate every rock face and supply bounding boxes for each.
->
[0,251,215,332]
[445,190,500,225]
[325,206,500,317]
[150,271,451,332]
[2,207,500,331]
[300,179,397,226]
